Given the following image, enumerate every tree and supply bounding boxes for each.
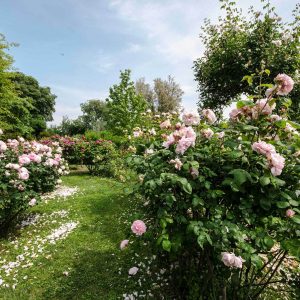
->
[0,34,32,137]
[105,70,147,135]
[154,76,183,112]
[135,78,155,111]
[80,99,108,131]
[193,0,300,118]
[58,116,87,136]
[11,72,56,136]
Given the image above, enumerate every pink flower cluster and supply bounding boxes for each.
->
[230,99,276,121]
[202,109,217,124]
[163,126,196,155]
[5,163,30,180]
[181,112,200,126]
[169,158,183,170]
[252,141,285,176]
[221,252,245,268]
[274,73,294,96]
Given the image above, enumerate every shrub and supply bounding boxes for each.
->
[127,73,300,299]
[42,135,124,179]
[0,133,69,228]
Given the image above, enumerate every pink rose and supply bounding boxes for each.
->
[175,137,195,155]
[29,198,37,206]
[221,252,236,267]
[128,267,139,275]
[216,131,225,139]
[190,167,199,179]
[0,141,7,152]
[254,99,276,116]
[202,109,217,124]
[229,108,242,121]
[201,128,214,139]
[169,158,183,170]
[268,152,285,176]
[252,141,276,156]
[221,252,244,268]
[162,134,176,149]
[182,112,200,126]
[286,209,295,218]
[265,86,276,98]
[274,74,294,95]
[19,155,31,165]
[18,167,29,180]
[160,119,171,129]
[120,239,129,250]
[131,220,147,236]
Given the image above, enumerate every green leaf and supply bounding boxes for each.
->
[263,236,274,249]
[162,240,171,252]
[260,198,271,210]
[259,176,270,186]
[289,199,299,207]
[291,215,300,225]
[276,201,290,208]
[251,254,264,268]
[192,196,204,207]
[228,169,251,186]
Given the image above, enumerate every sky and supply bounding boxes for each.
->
[0,0,298,124]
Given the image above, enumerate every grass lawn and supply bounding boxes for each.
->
[0,172,168,300]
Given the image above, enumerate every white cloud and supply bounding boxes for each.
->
[90,50,116,73]
[127,43,142,53]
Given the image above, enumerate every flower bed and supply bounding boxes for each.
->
[42,135,124,178]
[0,133,69,228]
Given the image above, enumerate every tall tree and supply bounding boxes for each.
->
[80,99,108,131]
[193,0,300,118]
[106,70,147,135]
[0,34,32,137]
[154,75,183,112]
[135,78,155,111]
[11,72,56,136]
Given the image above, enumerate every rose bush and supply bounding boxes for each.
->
[42,135,124,178]
[127,74,300,299]
[0,134,69,228]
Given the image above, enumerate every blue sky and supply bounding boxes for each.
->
[0,0,298,124]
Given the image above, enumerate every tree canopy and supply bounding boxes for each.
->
[193,0,300,118]
[105,70,147,135]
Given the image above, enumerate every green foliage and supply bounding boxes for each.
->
[0,35,32,137]
[129,75,300,298]
[105,70,147,136]
[193,0,300,118]
[11,72,56,136]
[80,99,108,131]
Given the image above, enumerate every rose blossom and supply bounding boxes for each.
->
[176,137,195,155]
[265,86,276,98]
[160,119,171,129]
[29,198,37,206]
[255,99,276,115]
[18,167,29,180]
[216,131,225,139]
[0,141,7,152]
[120,239,129,250]
[202,109,217,124]
[252,141,276,156]
[19,155,31,165]
[201,128,214,139]
[169,158,183,170]
[145,148,154,155]
[229,108,242,121]
[190,167,199,179]
[268,152,285,176]
[274,74,294,95]
[0,129,3,135]
[128,267,139,275]
[163,134,175,148]
[221,252,244,268]
[182,112,200,126]
[131,220,147,236]
[286,209,295,218]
